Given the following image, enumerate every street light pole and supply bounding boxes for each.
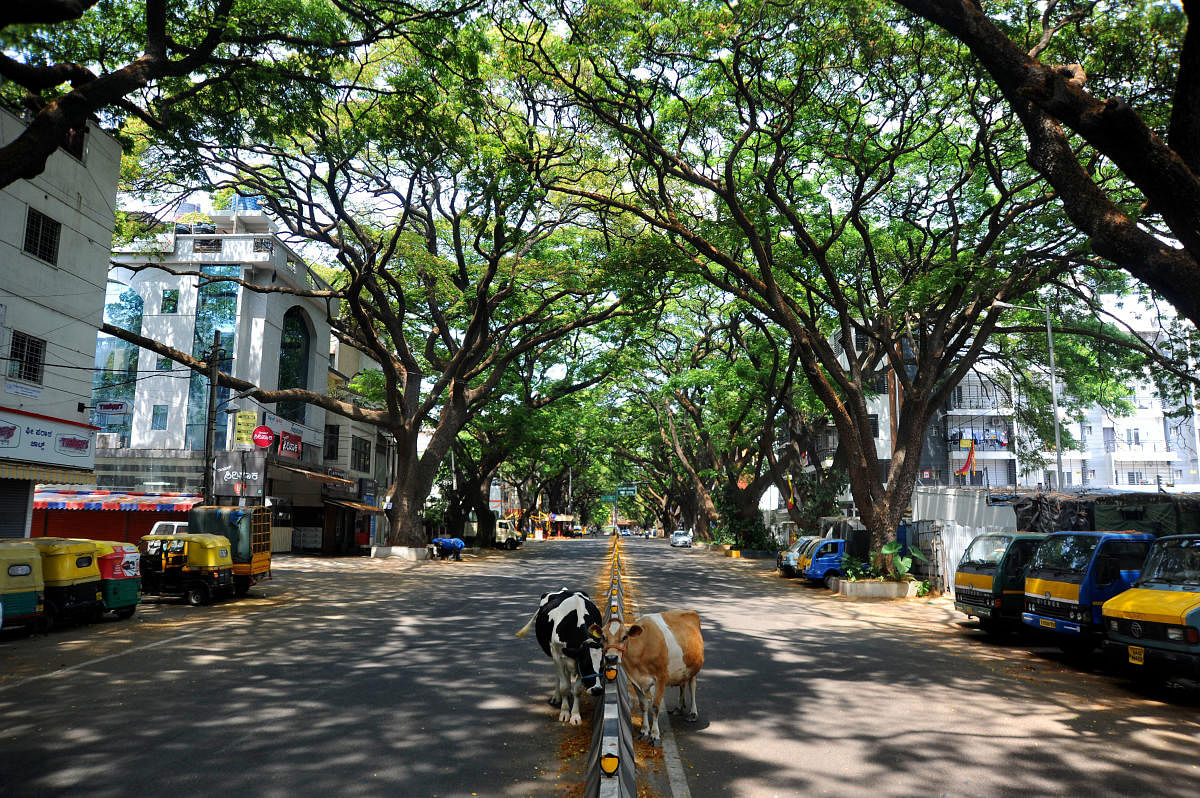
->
[995,301,1065,490]
[202,330,222,504]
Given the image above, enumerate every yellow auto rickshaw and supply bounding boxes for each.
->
[0,540,44,632]
[139,533,234,606]
[26,537,104,629]
[81,540,141,619]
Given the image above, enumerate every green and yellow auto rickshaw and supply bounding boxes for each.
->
[83,540,141,619]
[139,533,234,606]
[27,537,104,630]
[0,540,44,632]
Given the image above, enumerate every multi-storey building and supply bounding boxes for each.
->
[92,201,391,552]
[816,296,1198,497]
[0,108,121,535]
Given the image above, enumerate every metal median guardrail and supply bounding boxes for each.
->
[585,536,636,797]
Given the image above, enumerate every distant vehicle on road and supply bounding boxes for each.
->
[495,519,524,550]
[670,530,693,548]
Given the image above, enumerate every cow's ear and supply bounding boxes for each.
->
[588,623,602,639]
[627,624,644,638]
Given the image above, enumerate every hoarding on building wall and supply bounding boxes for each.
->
[214,450,266,497]
[234,411,258,445]
[0,408,96,469]
[277,430,302,460]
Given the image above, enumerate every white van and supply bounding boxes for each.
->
[495,519,524,550]
[148,520,189,536]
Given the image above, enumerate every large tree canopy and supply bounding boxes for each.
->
[500,0,1105,550]
[0,0,471,187]
[894,0,1200,328]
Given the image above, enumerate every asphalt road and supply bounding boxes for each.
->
[2,537,1198,798]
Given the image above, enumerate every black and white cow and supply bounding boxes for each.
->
[515,588,605,725]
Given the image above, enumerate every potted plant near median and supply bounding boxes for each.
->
[836,542,930,599]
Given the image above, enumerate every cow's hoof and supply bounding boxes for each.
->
[548,697,562,708]
[569,716,582,726]
[558,708,571,723]
[648,737,661,748]
[684,712,699,722]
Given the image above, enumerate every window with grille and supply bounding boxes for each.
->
[8,331,46,383]
[23,208,61,265]
[351,436,370,472]
[193,239,222,253]
[161,289,179,313]
[151,405,168,430]
[324,424,340,460]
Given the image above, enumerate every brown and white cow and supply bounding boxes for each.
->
[600,610,704,746]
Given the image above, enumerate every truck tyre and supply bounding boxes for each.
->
[824,573,839,591]
[506,539,518,550]
[979,617,1005,637]
[185,584,210,607]
[234,576,250,598]
[780,565,794,578]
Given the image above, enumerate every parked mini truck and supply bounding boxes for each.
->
[1102,534,1200,677]
[777,536,818,577]
[954,532,1047,633]
[799,531,871,589]
[495,519,524,550]
[185,506,272,596]
[1022,530,1154,649]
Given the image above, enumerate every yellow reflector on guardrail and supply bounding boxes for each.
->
[600,754,620,776]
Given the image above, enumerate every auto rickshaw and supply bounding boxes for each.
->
[0,540,44,632]
[82,540,141,619]
[26,537,104,630]
[139,533,234,606]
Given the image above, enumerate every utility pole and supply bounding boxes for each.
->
[202,330,222,504]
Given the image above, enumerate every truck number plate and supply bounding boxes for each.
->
[1039,618,1056,629]
[1128,645,1144,666]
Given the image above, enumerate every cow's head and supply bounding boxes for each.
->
[564,625,605,696]
[600,619,643,667]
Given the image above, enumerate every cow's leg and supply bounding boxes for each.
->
[681,676,699,722]
[566,674,585,726]
[645,678,665,746]
[555,656,575,721]
[549,644,570,711]
[635,677,662,744]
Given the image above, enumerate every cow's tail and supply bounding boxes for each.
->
[515,610,538,638]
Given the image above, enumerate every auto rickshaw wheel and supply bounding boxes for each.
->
[114,606,136,620]
[185,584,210,606]
[234,577,250,598]
[41,604,57,634]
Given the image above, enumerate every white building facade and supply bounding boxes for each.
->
[0,108,121,535]
[93,203,390,553]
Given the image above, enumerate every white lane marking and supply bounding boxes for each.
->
[659,711,692,798]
